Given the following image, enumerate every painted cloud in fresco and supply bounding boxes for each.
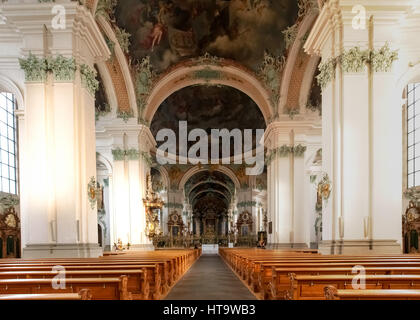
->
[115,0,298,72]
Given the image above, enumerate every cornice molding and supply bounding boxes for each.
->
[2,2,110,66]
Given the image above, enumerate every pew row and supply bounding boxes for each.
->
[324,286,420,300]
[0,276,131,300]
[0,289,91,300]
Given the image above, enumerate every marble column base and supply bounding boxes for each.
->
[318,239,402,255]
[267,243,309,249]
[22,243,103,259]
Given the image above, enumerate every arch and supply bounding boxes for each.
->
[96,15,138,118]
[187,181,233,198]
[97,223,103,247]
[155,166,170,190]
[96,61,118,117]
[178,165,240,191]
[190,190,230,204]
[278,12,319,115]
[143,62,273,124]
[397,63,420,99]
[299,55,321,113]
[96,153,113,174]
[0,75,24,111]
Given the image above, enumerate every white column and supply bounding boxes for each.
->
[293,133,307,245]
[304,0,407,254]
[112,151,130,245]
[265,123,292,246]
[4,2,111,258]
[106,124,154,250]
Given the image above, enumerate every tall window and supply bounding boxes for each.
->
[0,92,17,194]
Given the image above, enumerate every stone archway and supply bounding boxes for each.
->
[142,60,274,125]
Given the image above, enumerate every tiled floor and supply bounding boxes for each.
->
[165,255,256,300]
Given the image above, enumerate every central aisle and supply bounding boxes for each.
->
[165,254,257,300]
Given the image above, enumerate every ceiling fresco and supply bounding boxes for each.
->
[150,85,266,156]
[115,0,299,73]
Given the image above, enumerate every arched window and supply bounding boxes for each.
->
[0,92,17,194]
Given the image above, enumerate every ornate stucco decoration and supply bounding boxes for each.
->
[126,149,140,160]
[297,0,319,19]
[19,53,48,82]
[237,201,257,208]
[258,51,285,111]
[265,144,306,165]
[317,57,337,89]
[95,102,111,121]
[306,93,322,115]
[111,148,125,161]
[111,147,154,166]
[194,52,223,67]
[117,109,134,123]
[404,187,420,206]
[115,27,131,54]
[0,194,19,208]
[95,0,117,21]
[292,144,307,157]
[104,35,115,57]
[19,54,100,94]
[140,151,154,167]
[318,44,398,89]
[80,64,99,95]
[371,43,399,72]
[87,176,98,210]
[283,24,299,50]
[287,108,300,119]
[135,56,156,119]
[47,55,77,81]
[265,145,294,165]
[340,47,368,73]
[281,0,319,50]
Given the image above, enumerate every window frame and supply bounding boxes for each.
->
[0,92,18,195]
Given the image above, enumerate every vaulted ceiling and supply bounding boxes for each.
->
[150,85,266,157]
[114,0,299,73]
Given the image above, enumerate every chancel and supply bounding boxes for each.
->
[1,0,420,301]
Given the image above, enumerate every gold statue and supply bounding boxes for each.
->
[117,238,123,251]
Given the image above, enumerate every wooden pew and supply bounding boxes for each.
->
[0,269,150,300]
[0,249,201,300]
[253,260,420,296]
[324,285,420,300]
[219,248,420,300]
[287,274,420,300]
[0,289,91,300]
[0,276,131,300]
[0,261,167,299]
[268,266,420,300]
